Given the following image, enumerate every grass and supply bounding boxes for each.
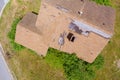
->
[45,48,64,70]
[9,49,65,80]
[46,48,104,80]
[95,0,120,80]
[8,18,25,51]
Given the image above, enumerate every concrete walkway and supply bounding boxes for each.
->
[0,44,14,80]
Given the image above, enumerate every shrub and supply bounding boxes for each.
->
[45,48,104,80]
[92,0,111,6]
[8,18,25,51]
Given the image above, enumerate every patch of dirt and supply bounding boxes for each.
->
[114,59,120,69]
[12,0,18,6]
[116,60,120,69]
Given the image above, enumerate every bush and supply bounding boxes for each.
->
[92,0,111,6]
[8,18,25,51]
[45,48,104,80]
[45,48,64,69]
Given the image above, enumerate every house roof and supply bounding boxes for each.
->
[43,0,115,34]
[15,0,115,63]
[15,13,49,56]
[19,13,41,34]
